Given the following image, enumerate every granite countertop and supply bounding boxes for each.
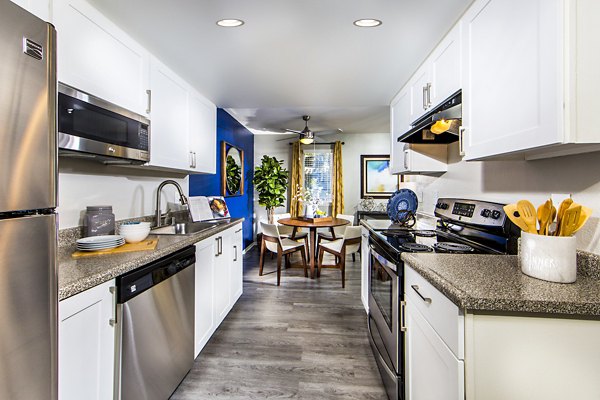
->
[58,219,243,301]
[360,218,600,317]
[401,252,600,317]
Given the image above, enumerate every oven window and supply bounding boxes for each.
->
[370,253,394,330]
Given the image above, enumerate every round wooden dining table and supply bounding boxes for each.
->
[277,217,350,279]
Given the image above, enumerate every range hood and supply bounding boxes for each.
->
[397,90,461,144]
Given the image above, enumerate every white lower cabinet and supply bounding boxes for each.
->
[360,227,369,313]
[405,297,464,400]
[194,224,244,357]
[58,279,116,400]
[404,265,464,400]
[194,239,215,358]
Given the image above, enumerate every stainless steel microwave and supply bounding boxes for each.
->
[58,83,150,163]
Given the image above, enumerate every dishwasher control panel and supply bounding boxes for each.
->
[116,246,196,303]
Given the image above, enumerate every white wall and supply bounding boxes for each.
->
[253,132,391,230]
[407,142,600,253]
[58,158,188,229]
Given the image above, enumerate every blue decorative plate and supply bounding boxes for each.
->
[387,189,418,223]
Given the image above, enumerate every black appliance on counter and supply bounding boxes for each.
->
[367,198,519,400]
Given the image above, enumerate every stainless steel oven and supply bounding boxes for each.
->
[368,236,404,400]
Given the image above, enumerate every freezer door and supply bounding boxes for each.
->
[0,214,57,400]
[0,1,57,213]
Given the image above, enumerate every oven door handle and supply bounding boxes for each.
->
[369,245,397,273]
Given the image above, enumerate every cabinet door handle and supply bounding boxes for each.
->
[215,237,220,257]
[422,86,428,110]
[233,245,238,262]
[109,286,117,327]
[411,285,432,304]
[146,89,152,114]
[426,82,432,108]
[403,149,409,170]
[459,126,466,157]
[218,237,223,255]
[400,300,407,332]
[189,151,194,168]
[193,152,197,168]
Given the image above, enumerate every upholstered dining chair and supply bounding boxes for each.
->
[317,213,357,260]
[317,226,362,288]
[273,212,308,258]
[259,222,308,286]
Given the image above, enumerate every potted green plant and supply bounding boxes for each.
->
[253,155,288,224]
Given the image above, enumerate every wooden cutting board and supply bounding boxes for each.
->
[72,238,159,258]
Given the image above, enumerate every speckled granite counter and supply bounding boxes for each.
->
[401,253,600,317]
[58,219,243,301]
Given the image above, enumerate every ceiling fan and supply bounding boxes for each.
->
[277,115,342,144]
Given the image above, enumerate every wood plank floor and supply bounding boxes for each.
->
[171,246,387,399]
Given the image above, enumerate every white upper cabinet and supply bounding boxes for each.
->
[409,68,431,122]
[408,23,462,123]
[189,90,217,174]
[461,0,563,160]
[390,87,412,174]
[146,58,217,173]
[429,23,462,106]
[147,58,190,171]
[461,0,600,160]
[53,0,149,116]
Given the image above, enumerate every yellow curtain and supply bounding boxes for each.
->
[331,141,344,216]
[290,141,304,217]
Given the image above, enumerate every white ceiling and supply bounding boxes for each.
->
[89,0,472,134]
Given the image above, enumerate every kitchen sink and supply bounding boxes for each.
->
[150,221,222,235]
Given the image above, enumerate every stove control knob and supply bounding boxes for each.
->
[480,209,491,218]
[491,210,502,219]
[440,203,449,210]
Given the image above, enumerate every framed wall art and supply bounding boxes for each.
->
[360,154,402,198]
[221,141,244,197]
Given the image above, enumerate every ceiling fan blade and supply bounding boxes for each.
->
[285,129,303,134]
[314,129,343,136]
[277,136,297,142]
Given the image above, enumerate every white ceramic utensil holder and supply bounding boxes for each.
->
[519,231,577,283]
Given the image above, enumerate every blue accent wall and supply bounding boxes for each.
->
[189,109,254,248]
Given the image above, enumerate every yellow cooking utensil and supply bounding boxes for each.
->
[537,199,553,235]
[503,204,531,232]
[517,200,539,234]
[572,205,592,235]
[559,204,582,237]
[431,119,452,134]
[555,198,574,236]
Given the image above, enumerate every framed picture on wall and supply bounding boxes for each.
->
[360,155,402,198]
[221,141,244,197]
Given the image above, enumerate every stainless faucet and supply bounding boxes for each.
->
[154,180,189,228]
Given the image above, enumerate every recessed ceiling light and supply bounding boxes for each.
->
[216,19,244,27]
[353,19,382,28]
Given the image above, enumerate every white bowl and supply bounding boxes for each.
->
[118,226,150,243]
[119,225,150,232]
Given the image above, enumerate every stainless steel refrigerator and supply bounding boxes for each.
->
[0,1,57,399]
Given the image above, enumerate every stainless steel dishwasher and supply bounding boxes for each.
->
[115,246,195,400]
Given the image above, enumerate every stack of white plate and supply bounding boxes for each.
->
[76,235,125,251]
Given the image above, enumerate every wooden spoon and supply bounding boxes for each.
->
[555,198,573,236]
[559,204,581,237]
[517,200,539,234]
[503,204,530,232]
[571,205,592,235]
[537,199,553,235]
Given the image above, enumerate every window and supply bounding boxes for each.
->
[303,148,333,204]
